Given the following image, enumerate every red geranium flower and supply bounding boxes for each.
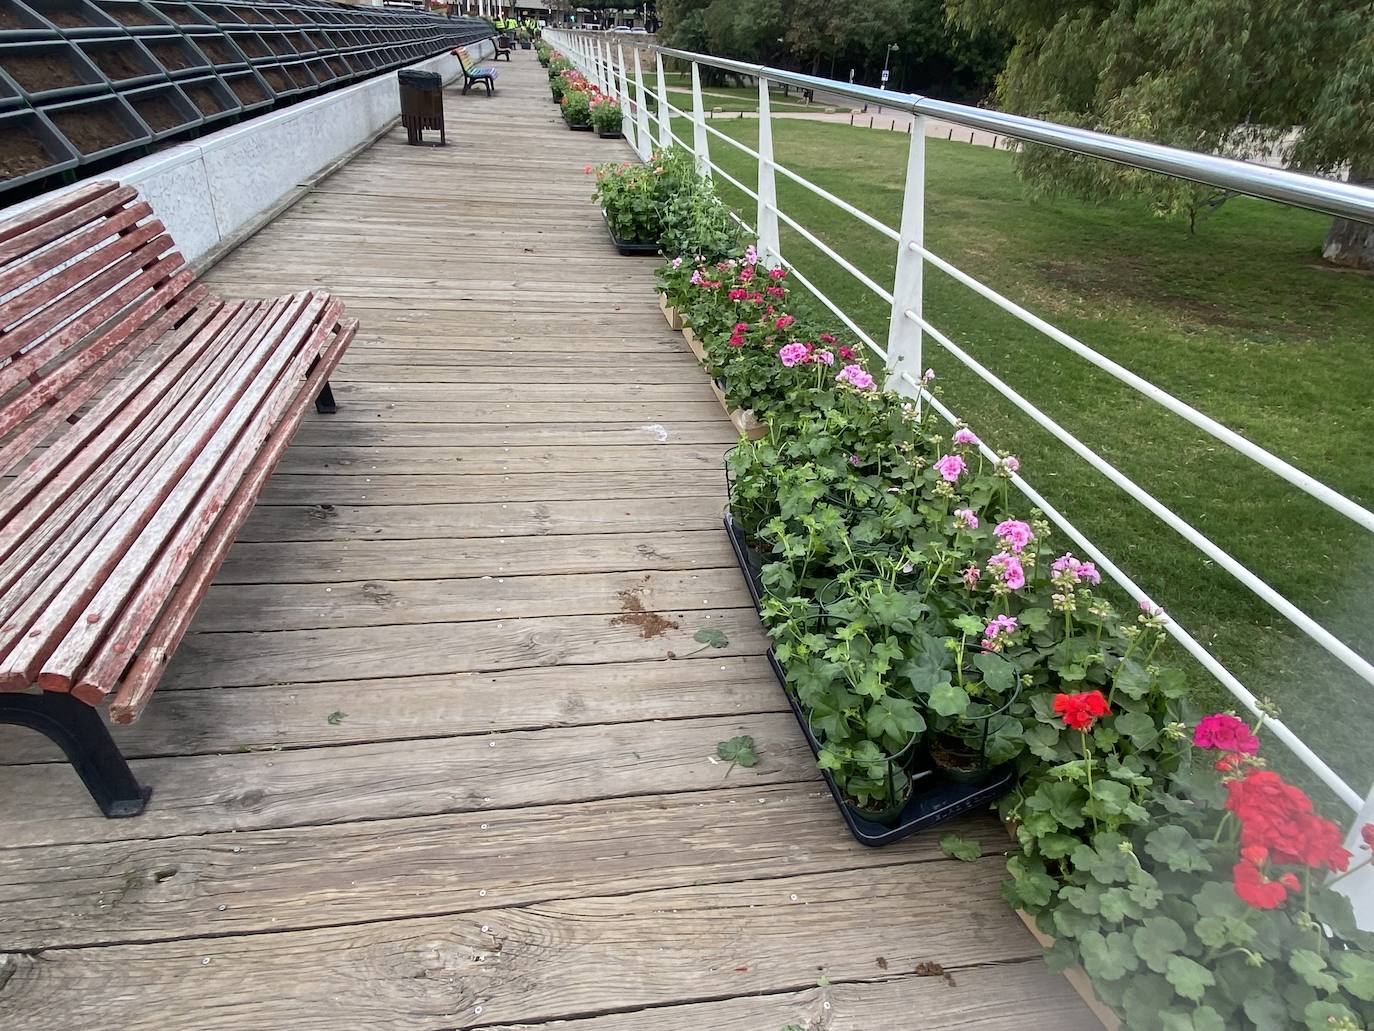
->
[1232,858,1294,909]
[1052,690,1110,731]
[1226,770,1351,873]
[1363,823,1374,851]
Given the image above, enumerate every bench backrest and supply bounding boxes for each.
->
[0,181,203,480]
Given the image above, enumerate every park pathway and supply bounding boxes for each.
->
[0,53,1096,1030]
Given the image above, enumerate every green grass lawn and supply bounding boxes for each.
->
[656,71,845,113]
[671,115,1374,802]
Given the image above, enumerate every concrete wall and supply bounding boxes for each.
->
[0,39,492,266]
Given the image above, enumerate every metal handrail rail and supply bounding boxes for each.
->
[595,36,1374,225]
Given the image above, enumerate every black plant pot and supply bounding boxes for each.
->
[597,129,624,138]
[601,209,658,256]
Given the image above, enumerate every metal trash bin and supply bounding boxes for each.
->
[398,68,445,147]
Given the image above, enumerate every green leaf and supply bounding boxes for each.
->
[952,613,984,635]
[1242,993,1292,1031]
[1114,709,1160,749]
[1289,949,1338,992]
[326,710,347,726]
[1036,832,1080,860]
[694,627,729,648]
[971,650,1015,694]
[1145,825,1213,873]
[1165,955,1216,1002]
[928,679,970,717]
[1018,606,1051,632]
[715,735,759,768]
[939,833,982,862]
[1079,929,1139,982]
[1134,916,1188,974]
[1334,950,1374,1001]
[1304,1001,1361,1031]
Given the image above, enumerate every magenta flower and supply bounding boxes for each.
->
[998,455,1020,475]
[953,427,979,446]
[994,519,1034,553]
[981,613,1018,652]
[779,342,809,367]
[1076,562,1101,585]
[813,349,835,366]
[1194,713,1259,754]
[848,454,861,466]
[728,288,747,301]
[839,345,855,360]
[836,364,876,391]
[819,332,837,344]
[728,333,745,347]
[770,267,787,280]
[670,256,683,269]
[954,507,979,530]
[689,269,703,286]
[987,552,1026,591]
[733,322,750,334]
[934,454,966,482]
[766,286,786,299]
[744,244,758,265]
[740,267,755,283]
[775,314,795,330]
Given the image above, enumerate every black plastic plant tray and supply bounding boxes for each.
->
[176,70,238,122]
[762,649,1015,846]
[43,91,151,163]
[601,209,659,256]
[121,78,199,138]
[0,38,106,101]
[148,1,212,30]
[78,36,164,87]
[225,27,269,60]
[0,0,60,40]
[92,0,174,33]
[723,509,1017,846]
[0,62,18,107]
[22,0,121,37]
[193,0,240,25]
[277,57,315,93]
[219,64,270,109]
[0,106,79,193]
[195,32,246,69]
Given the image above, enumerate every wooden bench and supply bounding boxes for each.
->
[453,46,498,96]
[493,34,512,60]
[0,180,356,817]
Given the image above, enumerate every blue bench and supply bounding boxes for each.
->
[453,46,498,97]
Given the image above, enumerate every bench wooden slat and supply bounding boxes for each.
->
[0,293,220,564]
[0,288,211,504]
[0,300,278,677]
[0,181,123,252]
[0,201,152,302]
[43,294,336,694]
[108,315,358,721]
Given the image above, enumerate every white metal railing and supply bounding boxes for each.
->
[545,28,1374,913]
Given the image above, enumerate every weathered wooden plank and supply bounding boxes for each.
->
[254,471,726,506]
[327,381,720,403]
[272,443,732,476]
[287,421,737,448]
[328,362,708,385]
[215,530,739,583]
[237,497,727,543]
[0,863,1062,1031]
[0,784,1008,948]
[283,401,726,426]
[0,711,814,847]
[474,965,1098,1031]
[162,606,765,689]
[0,653,779,763]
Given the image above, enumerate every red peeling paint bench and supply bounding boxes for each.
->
[0,181,356,817]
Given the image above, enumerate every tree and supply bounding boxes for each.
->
[946,0,1374,266]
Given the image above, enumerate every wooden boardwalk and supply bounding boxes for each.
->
[0,56,1096,1030]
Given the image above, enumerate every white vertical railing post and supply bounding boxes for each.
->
[885,115,926,394]
[655,52,670,149]
[633,48,652,160]
[617,44,636,156]
[599,38,611,94]
[690,60,709,176]
[756,75,781,267]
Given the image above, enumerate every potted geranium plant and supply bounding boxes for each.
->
[561,87,593,130]
[591,95,623,138]
[587,159,660,256]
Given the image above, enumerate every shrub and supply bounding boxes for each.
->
[590,96,622,134]
[561,88,592,126]
[588,160,661,244]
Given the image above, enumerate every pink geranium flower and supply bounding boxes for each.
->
[994,520,1034,553]
[836,364,876,391]
[744,244,758,265]
[962,564,981,589]
[838,345,855,360]
[987,552,1026,590]
[740,267,755,283]
[770,267,787,280]
[819,332,837,344]
[812,349,835,366]
[981,614,1018,652]
[775,314,795,330]
[778,343,809,367]
[934,454,966,481]
[728,288,747,301]
[1194,713,1260,755]
[954,508,979,530]
[953,427,978,446]
[998,455,1020,475]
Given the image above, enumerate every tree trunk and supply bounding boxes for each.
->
[1322,164,1374,270]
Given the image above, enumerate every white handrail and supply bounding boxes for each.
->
[545,29,1372,820]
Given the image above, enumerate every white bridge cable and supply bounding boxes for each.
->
[906,307,1374,694]
[772,161,901,243]
[909,241,1374,535]
[902,373,1362,811]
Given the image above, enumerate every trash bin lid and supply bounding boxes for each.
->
[398,69,442,90]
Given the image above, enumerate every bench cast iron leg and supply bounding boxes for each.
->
[315,379,338,415]
[0,692,151,818]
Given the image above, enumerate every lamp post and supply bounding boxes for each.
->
[880,42,899,89]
